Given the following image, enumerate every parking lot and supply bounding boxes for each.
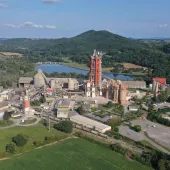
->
[119,119,170,149]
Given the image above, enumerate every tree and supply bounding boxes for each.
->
[3,112,10,121]
[39,97,46,103]
[76,106,84,115]
[6,143,15,154]
[105,101,114,108]
[54,121,73,133]
[107,117,122,128]
[133,125,141,132]
[12,134,28,147]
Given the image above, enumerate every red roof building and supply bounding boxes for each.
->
[46,88,53,93]
[153,78,166,84]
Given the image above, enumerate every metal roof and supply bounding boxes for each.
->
[70,114,111,133]
[121,81,146,87]
[19,77,33,84]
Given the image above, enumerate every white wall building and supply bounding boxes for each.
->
[70,114,111,133]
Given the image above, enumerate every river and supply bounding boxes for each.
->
[36,64,133,80]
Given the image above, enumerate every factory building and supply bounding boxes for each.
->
[121,81,146,89]
[70,114,111,133]
[56,99,75,119]
[152,78,167,94]
[19,69,79,91]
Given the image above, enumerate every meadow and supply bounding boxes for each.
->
[0,124,66,152]
[0,138,152,170]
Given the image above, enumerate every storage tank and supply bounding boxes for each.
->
[68,78,75,90]
[50,79,56,89]
[24,96,30,112]
[34,70,46,88]
[120,86,127,104]
[152,80,159,93]
[113,84,119,103]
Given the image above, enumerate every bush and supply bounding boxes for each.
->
[110,143,128,155]
[3,112,10,121]
[133,125,142,132]
[12,134,28,147]
[54,121,73,134]
[6,143,15,154]
[33,140,43,147]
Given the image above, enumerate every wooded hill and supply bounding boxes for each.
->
[0,30,170,83]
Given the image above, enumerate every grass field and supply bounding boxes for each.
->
[20,118,37,125]
[0,138,152,170]
[0,124,66,152]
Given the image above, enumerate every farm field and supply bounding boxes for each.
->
[0,52,23,56]
[122,63,147,69]
[0,124,66,152]
[0,138,152,170]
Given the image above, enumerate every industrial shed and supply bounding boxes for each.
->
[70,115,111,133]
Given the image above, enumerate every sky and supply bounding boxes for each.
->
[0,0,170,38]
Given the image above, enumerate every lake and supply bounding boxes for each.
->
[36,64,133,80]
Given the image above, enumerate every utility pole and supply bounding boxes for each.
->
[48,112,50,132]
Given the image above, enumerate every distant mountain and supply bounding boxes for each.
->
[0,30,147,54]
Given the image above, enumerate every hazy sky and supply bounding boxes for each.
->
[0,0,170,38]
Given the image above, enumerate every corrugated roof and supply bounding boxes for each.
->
[121,81,146,87]
[19,77,33,84]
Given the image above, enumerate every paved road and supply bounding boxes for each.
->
[0,116,41,129]
[119,123,170,154]
[17,116,41,127]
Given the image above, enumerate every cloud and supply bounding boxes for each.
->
[158,24,168,28]
[0,3,8,8]
[1,22,56,29]
[42,0,61,3]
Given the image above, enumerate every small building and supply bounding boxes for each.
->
[83,101,98,111]
[0,101,9,111]
[0,111,4,120]
[56,99,75,118]
[70,114,111,133]
[46,88,53,96]
[19,77,34,88]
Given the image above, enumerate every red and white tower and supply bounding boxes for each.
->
[24,96,30,112]
[90,50,102,88]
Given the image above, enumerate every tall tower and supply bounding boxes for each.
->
[90,50,102,88]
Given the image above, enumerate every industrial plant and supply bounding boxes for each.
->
[1,49,169,136]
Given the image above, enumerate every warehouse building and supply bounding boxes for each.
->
[121,81,146,89]
[70,114,111,133]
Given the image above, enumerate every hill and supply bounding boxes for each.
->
[1,30,170,83]
[0,138,151,170]
[0,30,147,55]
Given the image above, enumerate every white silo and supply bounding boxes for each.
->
[68,78,75,90]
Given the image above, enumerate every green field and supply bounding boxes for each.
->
[0,124,66,152]
[0,138,152,170]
